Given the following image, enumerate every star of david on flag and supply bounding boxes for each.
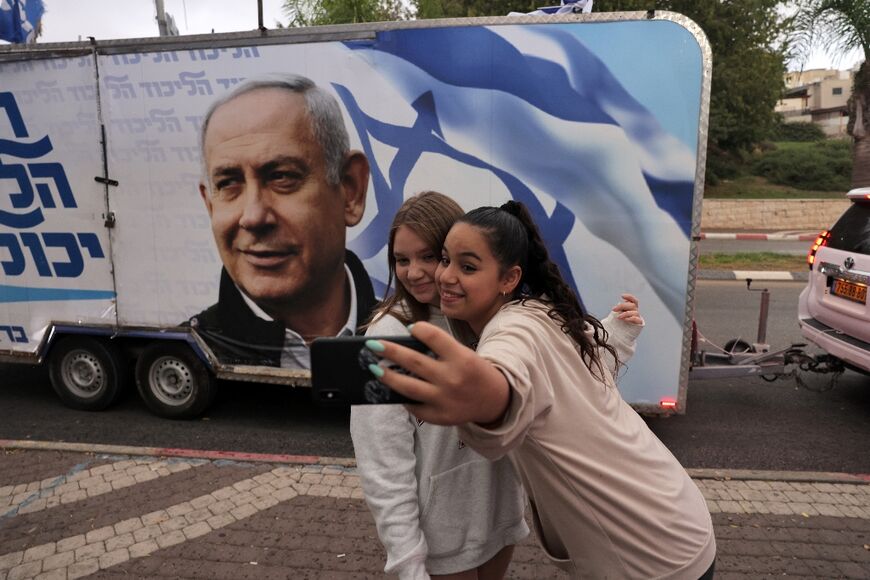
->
[338,25,699,323]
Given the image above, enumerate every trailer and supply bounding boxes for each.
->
[0,11,712,418]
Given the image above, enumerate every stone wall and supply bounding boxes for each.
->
[701,199,851,230]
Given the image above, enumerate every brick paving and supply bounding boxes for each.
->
[0,450,115,489]
[0,445,868,579]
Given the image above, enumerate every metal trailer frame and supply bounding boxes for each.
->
[687,279,845,386]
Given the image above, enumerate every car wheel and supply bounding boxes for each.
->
[135,342,216,419]
[48,336,126,411]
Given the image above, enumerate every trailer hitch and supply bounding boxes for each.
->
[688,279,845,391]
[777,350,845,392]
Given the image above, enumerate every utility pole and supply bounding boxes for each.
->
[155,0,169,36]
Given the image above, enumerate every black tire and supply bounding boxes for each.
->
[48,336,126,411]
[135,342,216,419]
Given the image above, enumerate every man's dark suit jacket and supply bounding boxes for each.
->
[189,250,377,367]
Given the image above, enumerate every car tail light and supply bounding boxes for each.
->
[807,230,830,270]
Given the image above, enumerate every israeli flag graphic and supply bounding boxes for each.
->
[338,25,699,325]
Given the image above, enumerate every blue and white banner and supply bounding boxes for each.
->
[2,17,707,405]
[0,0,44,44]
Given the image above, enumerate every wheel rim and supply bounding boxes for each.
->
[148,356,194,407]
[61,349,105,399]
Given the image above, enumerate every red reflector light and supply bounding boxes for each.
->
[660,397,677,409]
[807,230,830,270]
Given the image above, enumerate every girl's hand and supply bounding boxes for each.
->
[364,321,510,426]
[612,293,644,326]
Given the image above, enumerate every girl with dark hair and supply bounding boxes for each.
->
[350,192,529,580]
[365,201,716,579]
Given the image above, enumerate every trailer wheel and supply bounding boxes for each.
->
[724,338,754,354]
[48,336,126,411]
[135,342,215,419]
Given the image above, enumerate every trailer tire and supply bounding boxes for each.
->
[48,336,126,411]
[135,342,215,419]
[724,338,754,354]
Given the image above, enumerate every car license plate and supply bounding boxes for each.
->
[832,278,867,304]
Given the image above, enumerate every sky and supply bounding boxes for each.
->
[13,0,866,72]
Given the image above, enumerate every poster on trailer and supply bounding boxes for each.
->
[0,13,710,408]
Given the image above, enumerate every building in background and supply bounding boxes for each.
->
[776,67,857,137]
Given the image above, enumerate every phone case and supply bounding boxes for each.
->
[310,336,433,405]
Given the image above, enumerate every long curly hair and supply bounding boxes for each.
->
[459,201,618,379]
[368,191,464,327]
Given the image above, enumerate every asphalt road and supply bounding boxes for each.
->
[1,280,868,473]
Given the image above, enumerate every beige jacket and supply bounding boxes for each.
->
[460,301,715,579]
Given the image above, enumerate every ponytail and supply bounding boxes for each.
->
[461,201,619,379]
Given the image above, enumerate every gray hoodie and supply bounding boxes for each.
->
[350,308,529,579]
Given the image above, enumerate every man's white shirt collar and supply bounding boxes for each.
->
[236,264,358,369]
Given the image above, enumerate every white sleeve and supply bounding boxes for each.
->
[350,314,430,580]
[600,310,644,377]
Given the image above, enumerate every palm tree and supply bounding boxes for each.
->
[791,0,870,188]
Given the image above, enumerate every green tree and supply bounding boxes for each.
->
[283,0,409,26]
[413,0,538,19]
[790,0,870,188]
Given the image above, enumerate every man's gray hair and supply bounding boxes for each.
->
[200,73,350,186]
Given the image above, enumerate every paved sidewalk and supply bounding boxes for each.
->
[1,441,869,579]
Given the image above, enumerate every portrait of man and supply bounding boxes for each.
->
[189,73,376,369]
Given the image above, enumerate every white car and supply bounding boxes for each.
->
[798,188,870,375]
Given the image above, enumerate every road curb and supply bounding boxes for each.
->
[3,438,868,485]
[699,232,817,241]
[0,439,356,467]
[698,270,808,281]
[685,468,870,485]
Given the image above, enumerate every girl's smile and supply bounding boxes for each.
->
[436,222,519,335]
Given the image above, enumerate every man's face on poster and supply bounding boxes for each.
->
[199,88,365,313]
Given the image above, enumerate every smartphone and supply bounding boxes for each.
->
[310,335,433,406]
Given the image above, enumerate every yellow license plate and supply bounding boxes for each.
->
[832,278,867,304]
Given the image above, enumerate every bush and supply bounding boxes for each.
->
[768,121,825,142]
[705,150,745,185]
[751,140,851,191]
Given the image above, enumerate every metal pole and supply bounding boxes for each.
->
[155,0,169,36]
[756,289,770,345]
[258,0,265,31]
